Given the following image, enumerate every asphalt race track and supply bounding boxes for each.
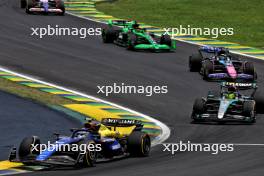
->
[1,0,264,175]
[0,91,80,160]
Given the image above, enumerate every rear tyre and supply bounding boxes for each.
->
[243,101,256,123]
[160,34,172,47]
[102,27,117,43]
[25,0,33,14]
[127,131,151,157]
[18,136,40,161]
[57,1,65,16]
[21,0,26,8]
[202,60,214,80]
[189,54,202,72]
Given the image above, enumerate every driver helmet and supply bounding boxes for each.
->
[132,21,140,29]
[84,120,101,132]
[77,132,86,138]
[218,55,226,61]
[225,86,237,99]
[218,48,229,56]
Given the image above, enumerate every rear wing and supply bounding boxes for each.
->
[221,82,257,90]
[199,46,218,53]
[101,118,142,127]
[199,46,228,53]
[220,82,258,98]
[198,46,231,57]
[108,20,136,27]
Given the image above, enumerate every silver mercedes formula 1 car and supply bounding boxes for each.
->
[191,82,264,123]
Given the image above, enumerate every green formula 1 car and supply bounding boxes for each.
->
[102,20,176,52]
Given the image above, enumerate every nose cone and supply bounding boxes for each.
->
[43,2,49,12]
[226,65,237,79]
[218,100,230,119]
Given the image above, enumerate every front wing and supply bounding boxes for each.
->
[192,113,254,123]
[28,7,63,13]
[207,73,254,81]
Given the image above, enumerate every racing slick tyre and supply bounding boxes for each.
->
[127,131,151,157]
[21,0,26,8]
[160,34,172,47]
[255,90,264,114]
[57,1,65,16]
[81,140,97,167]
[243,101,256,123]
[25,0,33,14]
[127,34,137,50]
[244,62,256,80]
[202,60,214,80]
[102,27,117,43]
[18,136,41,161]
[192,98,206,122]
[189,54,202,72]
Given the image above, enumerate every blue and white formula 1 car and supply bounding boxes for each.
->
[191,82,264,124]
[189,46,257,81]
[9,118,151,168]
[21,0,65,15]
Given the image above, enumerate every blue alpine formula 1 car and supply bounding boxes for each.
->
[9,118,151,168]
[20,0,65,15]
[189,46,257,81]
[191,82,264,123]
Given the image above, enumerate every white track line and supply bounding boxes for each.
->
[233,143,264,146]
[163,142,264,146]
[0,67,170,146]
[66,11,108,24]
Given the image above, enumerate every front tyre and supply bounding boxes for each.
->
[21,0,26,8]
[243,101,256,123]
[255,89,264,114]
[192,98,206,122]
[127,34,137,50]
[102,27,117,43]
[202,60,214,80]
[244,62,255,75]
[189,54,202,72]
[18,136,41,162]
[244,62,256,80]
[82,140,97,167]
[25,0,33,14]
[57,1,65,16]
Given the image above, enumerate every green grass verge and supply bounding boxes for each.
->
[0,78,74,105]
[97,0,264,48]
